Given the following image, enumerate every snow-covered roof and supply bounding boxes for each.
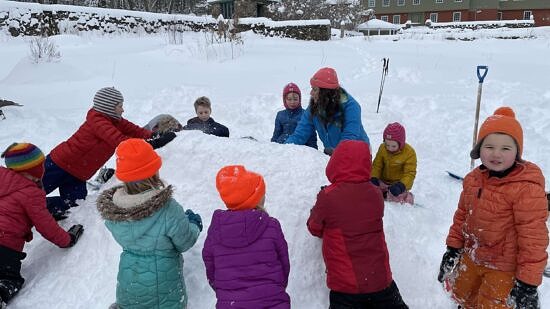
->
[357,18,401,30]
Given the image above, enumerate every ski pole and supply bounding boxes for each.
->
[376,58,389,113]
[470,65,488,170]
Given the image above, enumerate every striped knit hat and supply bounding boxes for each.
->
[1,142,46,179]
[93,87,124,119]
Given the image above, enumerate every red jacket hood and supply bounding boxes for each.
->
[326,140,372,184]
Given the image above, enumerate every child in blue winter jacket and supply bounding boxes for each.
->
[271,83,317,149]
[96,138,202,309]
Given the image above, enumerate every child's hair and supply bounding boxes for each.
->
[194,96,212,111]
[123,174,165,195]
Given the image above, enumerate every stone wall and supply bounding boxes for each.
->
[0,2,331,41]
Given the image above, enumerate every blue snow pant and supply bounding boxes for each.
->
[42,155,87,216]
[0,245,26,304]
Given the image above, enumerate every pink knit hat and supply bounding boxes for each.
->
[282,82,301,109]
[310,67,340,89]
[383,122,406,150]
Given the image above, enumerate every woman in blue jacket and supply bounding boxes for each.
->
[285,67,370,155]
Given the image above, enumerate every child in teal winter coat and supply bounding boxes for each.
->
[96,138,202,309]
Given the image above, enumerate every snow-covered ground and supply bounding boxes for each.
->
[1,25,549,308]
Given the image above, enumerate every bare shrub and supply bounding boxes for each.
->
[28,36,61,63]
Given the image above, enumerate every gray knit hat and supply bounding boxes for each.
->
[93,87,124,119]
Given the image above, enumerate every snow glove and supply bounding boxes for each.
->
[323,148,334,156]
[185,209,203,232]
[389,182,406,196]
[146,131,176,149]
[437,246,461,283]
[370,177,380,187]
[507,280,540,309]
[65,224,84,248]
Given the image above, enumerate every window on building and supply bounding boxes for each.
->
[381,15,389,22]
[413,0,420,5]
[221,2,234,19]
[497,12,503,20]
[397,0,405,6]
[454,0,462,2]
[453,11,461,22]
[369,0,376,7]
[393,15,401,24]
[430,12,438,22]
[383,0,390,7]
[436,0,443,3]
[523,11,532,20]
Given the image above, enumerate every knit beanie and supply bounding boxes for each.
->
[1,142,45,179]
[383,122,406,150]
[310,67,340,89]
[283,82,301,109]
[93,87,124,119]
[216,165,266,211]
[470,107,523,160]
[115,139,162,182]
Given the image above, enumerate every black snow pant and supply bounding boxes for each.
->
[0,245,26,304]
[329,280,409,309]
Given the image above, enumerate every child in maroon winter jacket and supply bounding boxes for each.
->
[0,143,83,306]
[307,140,408,309]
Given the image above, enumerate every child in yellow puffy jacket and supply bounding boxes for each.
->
[371,122,417,204]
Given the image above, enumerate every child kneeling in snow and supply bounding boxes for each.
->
[371,122,417,205]
[307,140,408,308]
[97,139,202,309]
[202,165,290,308]
[438,107,548,309]
[0,143,83,306]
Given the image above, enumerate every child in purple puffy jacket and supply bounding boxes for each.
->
[202,165,290,309]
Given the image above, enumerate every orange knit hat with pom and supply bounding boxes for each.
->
[216,165,266,211]
[470,107,523,160]
[115,138,162,182]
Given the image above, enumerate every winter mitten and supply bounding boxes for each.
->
[437,246,461,283]
[146,131,176,149]
[507,280,540,309]
[388,182,406,196]
[371,177,380,187]
[98,167,115,184]
[185,209,203,232]
[66,224,84,247]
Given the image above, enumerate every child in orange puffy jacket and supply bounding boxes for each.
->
[438,107,548,309]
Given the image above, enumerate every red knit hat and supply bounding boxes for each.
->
[383,122,406,150]
[470,107,523,160]
[216,165,266,211]
[115,139,162,182]
[282,82,301,109]
[1,142,45,179]
[310,67,340,89]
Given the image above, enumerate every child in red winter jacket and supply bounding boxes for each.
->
[307,140,408,309]
[0,143,83,306]
[43,87,176,219]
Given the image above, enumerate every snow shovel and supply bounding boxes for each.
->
[470,65,488,170]
[446,66,488,181]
